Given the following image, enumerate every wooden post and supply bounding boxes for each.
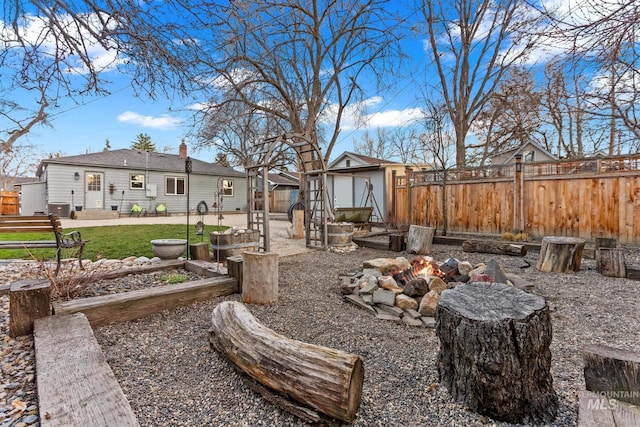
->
[391,169,397,227]
[406,225,435,255]
[437,282,558,423]
[9,279,51,337]
[291,209,305,239]
[226,255,244,292]
[190,242,211,261]
[209,301,364,423]
[388,234,405,252]
[513,153,524,232]
[242,251,278,304]
[405,167,413,227]
[536,236,586,273]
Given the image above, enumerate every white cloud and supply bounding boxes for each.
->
[321,96,422,131]
[117,111,183,130]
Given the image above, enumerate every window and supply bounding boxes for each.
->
[166,176,185,195]
[87,173,101,191]
[223,179,233,196]
[130,174,145,190]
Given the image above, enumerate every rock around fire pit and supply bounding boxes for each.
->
[340,255,529,327]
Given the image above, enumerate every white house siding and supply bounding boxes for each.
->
[43,163,247,215]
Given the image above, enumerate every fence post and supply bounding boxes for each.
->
[406,167,413,226]
[513,154,523,233]
[391,169,397,226]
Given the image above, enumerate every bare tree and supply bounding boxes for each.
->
[471,67,543,164]
[198,0,402,169]
[544,0,640,153]
[417,0,542,167]
[193,95,295,170]
[0,143,40,190]
[1,1,198,153]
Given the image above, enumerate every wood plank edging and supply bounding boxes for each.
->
[34,313,139,426]
[52,276,238,327]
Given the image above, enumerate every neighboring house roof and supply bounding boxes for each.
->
[328,151,400,170]
[256,172,300,191]
[36,149,244,177]
[490,141,558,164]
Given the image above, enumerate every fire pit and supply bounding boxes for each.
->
[341,255,518,327]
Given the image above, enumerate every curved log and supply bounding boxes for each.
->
[209,301,363,423]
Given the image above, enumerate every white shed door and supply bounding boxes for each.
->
[85,172,104,209]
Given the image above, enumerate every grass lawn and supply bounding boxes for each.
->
[0,224,228,261]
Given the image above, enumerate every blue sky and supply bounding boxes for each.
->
[4,0,616,166]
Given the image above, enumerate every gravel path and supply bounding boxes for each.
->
[2,243,640,426]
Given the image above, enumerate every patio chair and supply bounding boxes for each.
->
[129,203,147,217]
[154,203,168,216]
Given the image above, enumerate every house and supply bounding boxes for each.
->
[327,152,405,223]
[30,143,246,217]
[489,141,558,165]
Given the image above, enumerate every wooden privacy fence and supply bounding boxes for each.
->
[392,155,640,244]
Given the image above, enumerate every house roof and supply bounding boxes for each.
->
[491,141,558,164]
[36,149,244,177]
[328,151,400,170]
[255,172,299,190]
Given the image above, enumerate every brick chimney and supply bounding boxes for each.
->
[179,141,187,159]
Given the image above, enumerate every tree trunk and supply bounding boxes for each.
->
[536,236,585,273]
[462,239,527,256]
[209,301,364,423]
[437,282,558,423]
[406,225,435,255]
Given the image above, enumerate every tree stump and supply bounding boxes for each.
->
[242,251,278,304]
[406,225,435,255]
[209,301,364,423]
[388,234,406,252]
[536,236,586,273]
[10,280,51,337]
[596,248,627,278]
[462,239,527,256]
[436,282,558,423]
[189,243,211,261]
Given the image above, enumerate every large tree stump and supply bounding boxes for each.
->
[536,236,586,273]
[462,239,527,256]
[406,225,435,255]
[10,280,51,337]
[209,301,364,423]
[242,251,278,304]
[436,282,558,423]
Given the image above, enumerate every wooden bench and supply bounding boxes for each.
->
[0,214,86,275]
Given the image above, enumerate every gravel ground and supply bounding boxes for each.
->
[2,243,640,426]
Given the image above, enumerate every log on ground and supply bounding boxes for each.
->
[462,239,527,256]
[209,301,364,423]
[437,282,558,424]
